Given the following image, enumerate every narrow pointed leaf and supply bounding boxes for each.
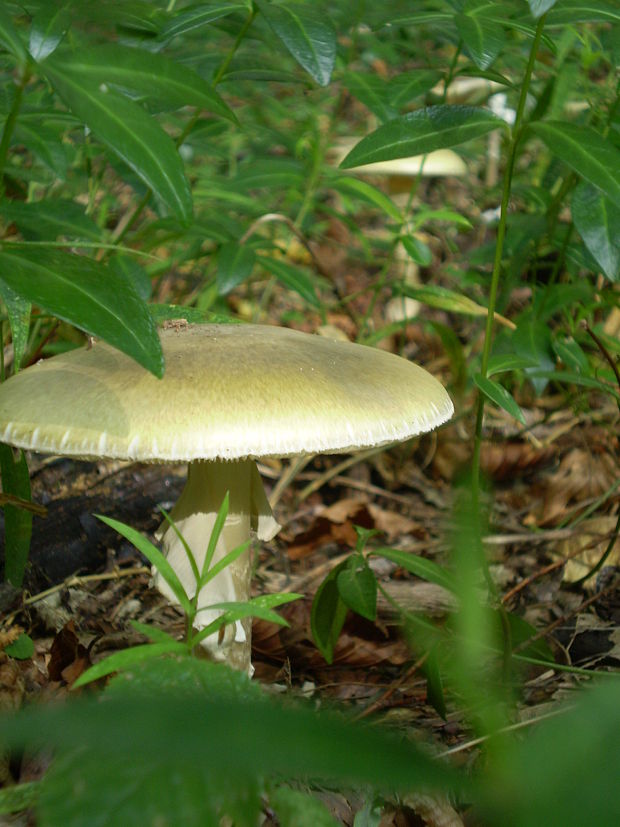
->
[0,248,163,376]
[400,283,514,329]
[162,3,249,38]
[50,44,235,122]
[340,106,506,168]
[96,515,192,614]
[330,176,402,221]
[217,242,256,295]
[257,255,321,308]
[572,182,619,281]
[337,557,377,621]
[529,121,620,207]
[311,561,349,664]
[372,548,458,593]
[73,642,188,688]
[474,374,527,424]
[547,1,620,24]
[528,0,557,16]
[455,9,505,70]
[0,199,102,241]
[343,72,396,122]
[29,3,70,61]
[0,7,28,65]
[0,279,30,371]
[256,1,336,87]
[41,60,192,223]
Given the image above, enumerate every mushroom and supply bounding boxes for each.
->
[0,324,453,672]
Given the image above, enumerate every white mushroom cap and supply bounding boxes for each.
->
[331,139,467,177]
[0,324,453,462]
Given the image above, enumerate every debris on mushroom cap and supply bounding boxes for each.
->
[0,323,453,462]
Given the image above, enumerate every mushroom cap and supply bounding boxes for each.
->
[331,140,467,177]
[0,324,453,462]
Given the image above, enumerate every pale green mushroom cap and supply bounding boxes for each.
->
[0,323,453,460]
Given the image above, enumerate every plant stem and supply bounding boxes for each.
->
[471,13,547,501]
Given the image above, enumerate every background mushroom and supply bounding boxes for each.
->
[0,324,453,672]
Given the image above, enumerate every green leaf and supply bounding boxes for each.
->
[400,283,490,318]
[0,279,30,371]
[311,561,349,664]
[529,370,620,401]
[109,254,152,301]
[474,374,527,424]
[29,2,70,61]
[41,59,193,224]
[161,3,249,38]
[423,648,447,719]
[340,106,506,168]
[129,621,178,644]
[0,248,163,376]
[217,242,256,295]
[0,6,28,66]
[455,5,505,70]
[337,555,377,621]
[0,199,102,241]
[513,314,555,395]
[0,444,32,587]
[73,642,188,688]
[50,43,235,122]
[529,122,620,207]
[330,176,402,221]
[485,682,620,826]
[256,0,336,87]
[257,255,321,308]
[388,70,443,108]
[401,235,432,267]
[13,121,69,179]
[487,353,538,376]
[371,548,458,594]
[96,514,192,615]
[5,632,34,660]
[270,787,340,827]
[552,337,589,373]
[547,0,620,24]
[343,72,396,122]
[572,182,619,281]
[0,780,39,815]
[528,0,558,16]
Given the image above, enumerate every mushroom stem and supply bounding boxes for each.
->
[154,459,280,672]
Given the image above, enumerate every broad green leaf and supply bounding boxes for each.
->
[96,514,192,615]
[455,5,505,70]
[529,370,620,401]
[401,235,432,266]
[528,0,558,16]
[270,787,339,827]
[547,0,620,24]
[73,642,188,688]
[529,121,620,207]
[330,176,402,222]
[217,242,256,295]
[109,254,152,301]
[41,60,193,223]
[257,255,321,308]
[50,44,235,122]
[0,279,30,371]
[13,122,69,179]
[311,561,349,664]
[487,353,538,376]
[343,72,396,122]
[386,12,452,26]
[337,556,377,621]
[371,548,458,594]
[416,207,472,228]
[484,682,620,827]
[572,182,619,281]
[0,199,101,241]
[474,374,527,424]
[0,248,163,376]
[256,0,336,87]
[513,314,555,395]
[0,444,32,587]
[0,6,28,65]
[29,2,70,61]
[552,337,589,373]
[161,3,249,38]
[388,70,443,108]
[400,283,514,329]
[4,632,34,660]
[340,106,506,168]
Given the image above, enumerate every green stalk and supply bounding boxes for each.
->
[471,13,548,503]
